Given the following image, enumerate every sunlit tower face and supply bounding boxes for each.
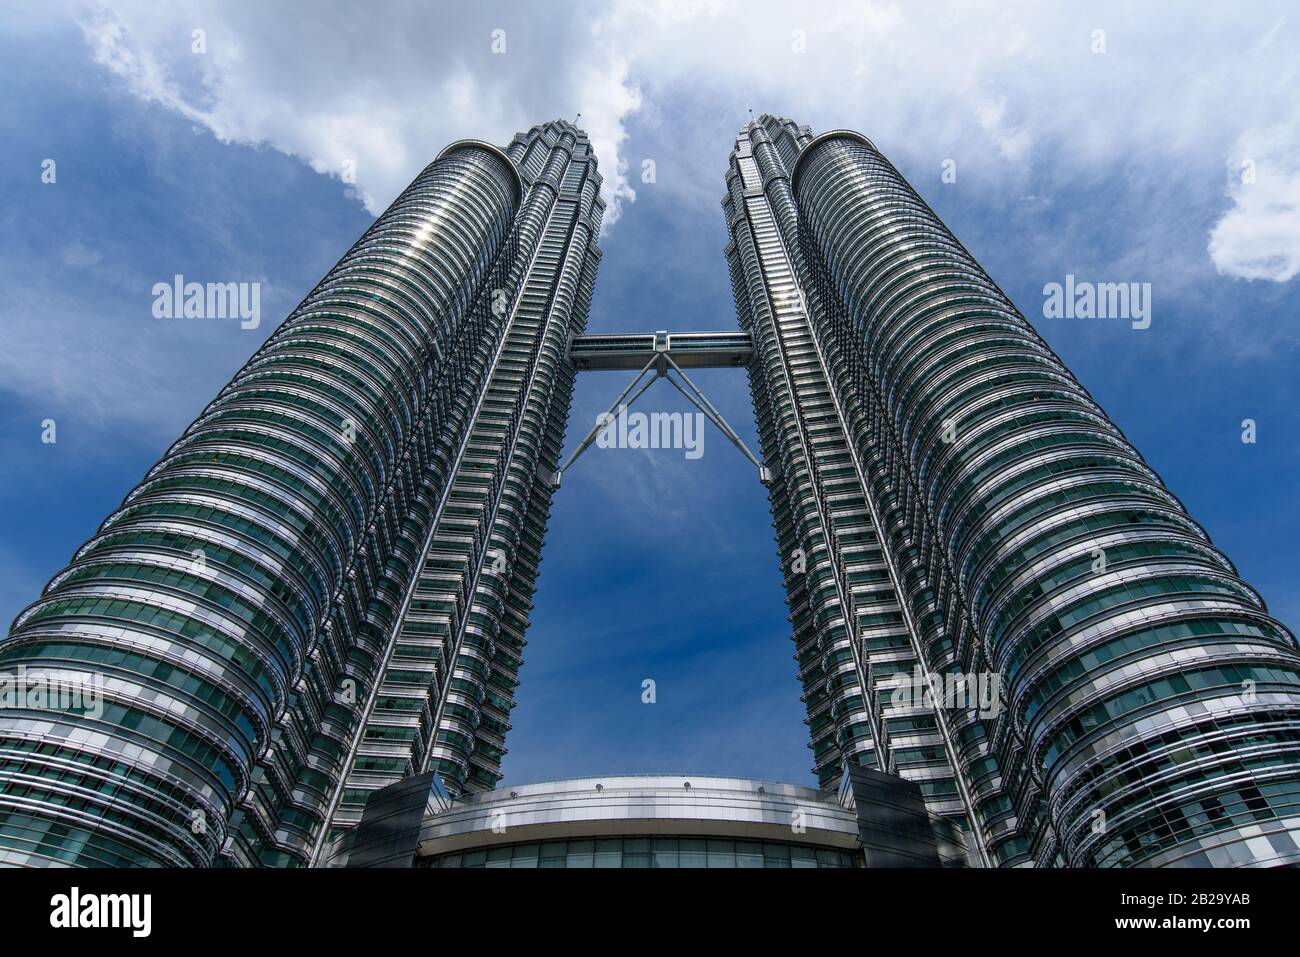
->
[0,121,603,867]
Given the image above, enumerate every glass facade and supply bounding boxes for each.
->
[421,837,860,868]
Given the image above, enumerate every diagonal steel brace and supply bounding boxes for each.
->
[546,353,772,488]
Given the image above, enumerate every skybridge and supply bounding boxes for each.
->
[551,329,769,488]
[568,331,752,370]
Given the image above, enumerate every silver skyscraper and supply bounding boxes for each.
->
[0,120,602,867]
[727,114,1300,867]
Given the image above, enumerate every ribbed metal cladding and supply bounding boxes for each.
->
[725,119,992,864]
[785,120,1300,867]
[317,122,604,860]
[0,123,597,868]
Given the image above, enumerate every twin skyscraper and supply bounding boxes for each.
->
[2,116,1297,869]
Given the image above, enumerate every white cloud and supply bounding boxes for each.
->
[65,0,1300,276]
[1209,125,1300,282]
[74,0,643,226]
[574,56,642,227]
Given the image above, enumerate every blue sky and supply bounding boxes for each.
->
[1,1,1297,790]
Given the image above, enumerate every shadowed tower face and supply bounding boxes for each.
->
[726,114,1300,867]
[0,120,603,867]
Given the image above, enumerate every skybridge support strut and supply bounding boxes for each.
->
[549,355,659,489]
[547,333,772,489]
[660,353,770,483]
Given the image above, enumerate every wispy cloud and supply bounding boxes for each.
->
[74,0,644,227]
[61,0,1300,270]
[1209,124,1300,281]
